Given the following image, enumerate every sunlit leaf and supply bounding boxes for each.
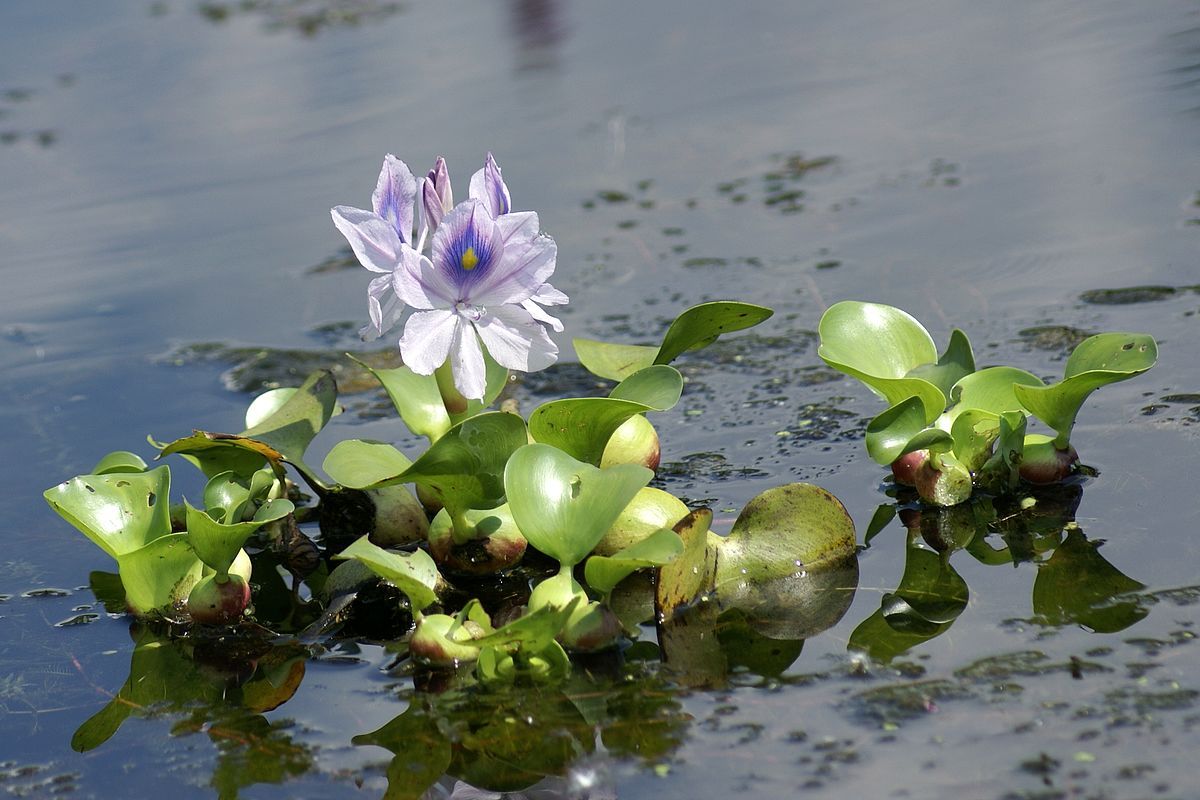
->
[349,355,452,443]
[470,598,581,653]
[334,536,440,612]
[949,366,1043,417]
[817,301,945,421]
[44,466,173,560]
[1013,332,1157,446]
[185,499,293,575]
[91,451,148,475]
[322,439,413,489]
[365,412,528,524]
[244,387,297,429]
[575,301,772,381]
[906,328,975,401]
[978,410,1026,492]
[608,364,685,409]
[116,533,204,615]
[504,444,653,567]
[654,508,716,620]
[949,409,1000,472]
[583,528,683,597]
[865,396,948,465]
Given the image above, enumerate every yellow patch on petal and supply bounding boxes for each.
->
[461,247,479,271]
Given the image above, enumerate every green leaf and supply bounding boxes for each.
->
[350,356,452,442]
[817,301,945,421]
[584,528,684,597]
[91,451,148,475]
[608,364,685,409]
[504,444,653,567]
[978,411,1026,492]
[201,468,273,524]
[529,366,683,465]
[572,340,659,383]
[334,536,441,613]
[471,598,581,653]
[715,483,857,588]
[865,396,949,465]
[44,466,173,560]
[116,533,204,615]
[906,328,976,401]
[244,387,297,429]
[654,509,717,619]
[949,409,1000,472]
[365,412,528,524]
[655,301,774,365]
[575,301,773,381]
[949,366,1043,417]
[322,439,413,489]
[1013,333,1157,446]
[185,499,292,575]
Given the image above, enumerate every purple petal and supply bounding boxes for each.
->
[398,308,457,375]
[331,205,402,273]
[468,153,511,217]
[392,246,456,310]
[469,227,557,307]
[371,155,417,244]
[474,304,558,374]
[422,156,453,235]
[430,200,505,299]
[450,317,488,400]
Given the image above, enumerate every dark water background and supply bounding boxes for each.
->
[2,1,1199,797]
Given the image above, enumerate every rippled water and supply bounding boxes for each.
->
[3,0,1199,797]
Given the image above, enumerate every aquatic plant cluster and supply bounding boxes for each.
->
[43,154,1158,689]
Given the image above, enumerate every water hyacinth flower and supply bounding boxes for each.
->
[331,153,567,399]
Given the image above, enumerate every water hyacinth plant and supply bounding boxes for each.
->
[41,149,1162,750]
[818,300,1158,506]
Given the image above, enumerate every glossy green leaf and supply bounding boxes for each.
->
[817,301,945,421]
[584,528,684,597]
[322,439,413,489]
[906,328,976,400]
[202,468,274,524]
[715,483,858,588]
[575,301,773,381]
[1013,333,1157,446]
[44,465,173,560]
[504,444,653,567]
[91,451,148,475]
[865,396,950,465]
[608,364,685,409]
[655,301,774,365]
[244,387,297,429]
[529,366,683,465]
[116,533,204,615]
[350,355,452,442]
[365,412,528,523]
[1032,528,1148,633]
[949,366,1043,417]
[949,409,1000,472]
[978,411,1026,492]
[334,536,441,613]
[185,498,293,575]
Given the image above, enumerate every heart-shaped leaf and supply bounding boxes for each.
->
[504,444,653,567]
[607,364,685,408]
[334,536,441,613]
[323,439,414,489]
[185,498,293,575]
[575,301,773,381]
[44,466,173,560]
[949,409,1000,472]
[1013,333,1157,446]
[817,301,945,422]
[949,366,1043,417]
[350,356,452,443]
[201,468,274,524]
[584,528,684,598]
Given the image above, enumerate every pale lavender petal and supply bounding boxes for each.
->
[371,155,417,244]
[469,230,557,307]
[450,316,488,400]
[422,156,453,236]
[392,246,456,310]
[468,153,511,217]
[331,205,402,273]
[363,273,396,339]
[493,210,539,247]
[521,298,564,332]
[398,308,457,375]
[430,200,505,299]
[474,303,558,374]
[531,282,568,305]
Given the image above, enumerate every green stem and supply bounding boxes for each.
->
[434,361,469,415]
[450,507,476,546]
